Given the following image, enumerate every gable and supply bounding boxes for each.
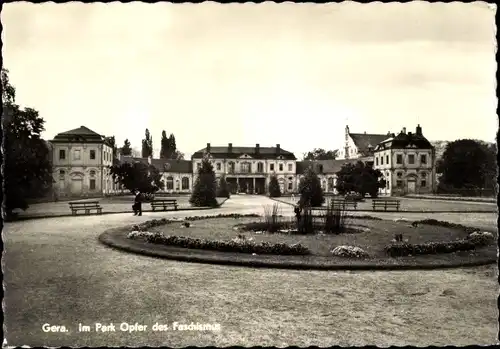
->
[238,154,254,159]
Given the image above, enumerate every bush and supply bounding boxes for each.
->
[411,219,480,234]
[190,154,218,207]
[216,175,231,198]
[263,203,282,232]
[144,232,310,255]
[384,232,494,257]
[298,167,324,207]
[268,174,281,197]
[331,245,369,258]
[323,201,349,234]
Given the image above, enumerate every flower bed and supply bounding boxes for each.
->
[385,231,495,257]
[331,245,369,258]
[128,230,310,255]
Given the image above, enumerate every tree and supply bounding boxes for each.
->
[2,68,53,215]
[160,130,169,159]
[268,174,281,198]
[141,128,153,158]
[121,139,132,156]
[335,161,385,197]
[216,174,231,198]
[109,161,164,194]
[437,139,497,194]
[190,154,218,207]
[303,148,338,160]
[168,134,176,158]
[298,166,325,207]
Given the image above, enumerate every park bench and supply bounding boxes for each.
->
[68,201,103,215]
[150,199,178,211]
[330,199,358,210]
[372,198,400,211]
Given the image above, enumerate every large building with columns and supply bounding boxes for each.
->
[50,124,436,197]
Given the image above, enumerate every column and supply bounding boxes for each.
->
[253,177,256,194]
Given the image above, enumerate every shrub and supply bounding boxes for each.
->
[411,219,480,234]
[216,175,231,198]
[263,203,281,232]
[384,233,494,257]
[298,167,324,207]
[331,245,369,258]
[268,174,281,197]
[190,154,218,207]
[145,232,310,255]
[323,200,348,234]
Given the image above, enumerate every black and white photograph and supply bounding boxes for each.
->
[2,1,498,347]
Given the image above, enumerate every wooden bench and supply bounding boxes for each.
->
[68,201,103,215]
[150,199,178,211]
[330,199,358,210]
[372,199,400,211]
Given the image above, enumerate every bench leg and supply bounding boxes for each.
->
[85,209,90,215]
[175,205,178,211]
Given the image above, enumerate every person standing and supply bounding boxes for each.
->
[133,190,143,216]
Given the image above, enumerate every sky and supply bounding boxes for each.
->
[2,2,497,159]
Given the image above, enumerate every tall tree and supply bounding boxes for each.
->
[298,166,325,207]
[141,128,153,158]
[168,133,177,158]
[121,139,132,156]
[190,153,218,207]
[303,148,338,160]
[335,161,385,197]
[109,161,164,194]
[437,139,497,193]
[2,68,53,215]
[160,130,169,159]
[268,174,281,198]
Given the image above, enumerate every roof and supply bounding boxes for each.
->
[376,132,433,150]
[51,126,105,143]
[349,133,389,156]
[119,156,149,165]
[296,159,360,175]
[192,145,296,160]
[151,158,192,173]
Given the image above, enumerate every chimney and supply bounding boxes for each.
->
[387,131,391,136]
[364,131,366,134]
[206,143,211,153]
[408,132,412,137]
[402,127,406,134]
[228,143,232,153]
[276,144,281,155]
[416,124,422,136]
[255,143,260,154]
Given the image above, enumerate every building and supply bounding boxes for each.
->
[49,126,117,197]
[373,124,436,195]
[191,143,297,194]
[50,124,435,198]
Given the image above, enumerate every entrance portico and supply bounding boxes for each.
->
[226,176,266,194]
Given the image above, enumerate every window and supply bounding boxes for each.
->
[328,177,334,191]
[396,180,403,188]
[166,176,174,190]
[420,154,427,165]
[279,163,283,171]
[421,172,427,178]
[288,178,293,190]
[421,180,427,187]
[288,163,292,171]
[216,163,221,171]
[89,170,96,177]
[386,155,389,164]
[396,154,403,164]
[175,179,180,191]
[241,162,251,173]
[74,149,81,160]
[408,154,415,164]
[59,170,65,177]
[197,163,201,170]
[318,164,324,173]
[182,177,189,190]
[380,156,384,165]
[397,172,403,178]
[59,149,66,160]
[257,162,264,173]
[376,157,379,166]
[89,179,96,190]
[270,164,275,171]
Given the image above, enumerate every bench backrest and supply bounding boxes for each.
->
[69,201,99,206]
[152,199,177,203]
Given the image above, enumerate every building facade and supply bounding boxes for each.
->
[50,124,435,198]
[50,126,118,197]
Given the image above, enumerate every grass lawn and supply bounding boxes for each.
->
[146,216,497,259]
